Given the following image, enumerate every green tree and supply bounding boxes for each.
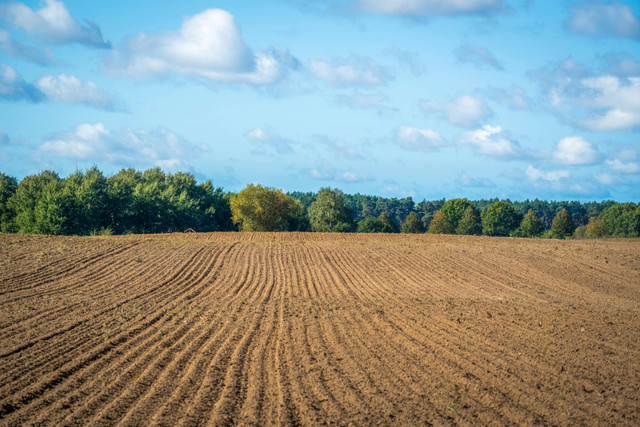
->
[441,198,472,232]
[377,211,399,233]
[427,210,454,234]
[63,167,109,235]
[456,205,482,235]
[518,209,545,238]
[356,212,398,233]
[0,173,18,232]
[230,184,299,231]
[481,201,520,237]
[8,171,69,234]
[106,168,143,233]
[401,211,425,233]
[585,217,608,238]
[601,203,640,237]
[308,187,353,232]
[550,208,575,239]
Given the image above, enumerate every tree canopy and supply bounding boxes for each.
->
[308,187,353,232]
[550,208,575,239]
[481,201,520,237]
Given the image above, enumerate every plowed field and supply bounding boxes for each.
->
[1,232,639,425]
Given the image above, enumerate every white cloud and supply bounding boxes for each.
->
[35,74,115,110]
[246,127,295,155]
[108,9,292,85]
[0,0,110,48]
[580,76,640,131]
[525,165,570,182]
[396,125,446,152]
[459,124,529,160]
[40,123,203,170]
[307,161,373,182]
[0,64,43,101]
[455,44,504,70]
[485,85,532,110]
[606,158,640,174]
[567,1,640,40]
[421,94,490,127]
[552,136,600,165]
[0,29,54,65]
[0,65,116,110]
[533,58,640,131]
[358,0,506,16]
[309,56,392,87]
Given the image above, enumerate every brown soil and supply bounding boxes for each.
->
[1,232,639,425]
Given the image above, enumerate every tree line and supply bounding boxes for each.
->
[1,167,638,238]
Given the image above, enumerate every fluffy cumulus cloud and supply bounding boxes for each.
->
[0,64,116,109]
[0,64,43,101]
[566,0,640,40]
[246,127,295,155]
[525,165,570,182]
[459,124,530,160]
[606,149,640,173]
[395,125,445,152]
[455,44,504,71]
[39,123,203,170]
[533,58,640,131]
[358,0,506,16]
[580,76,640,131]
[309,56,392,87]
[0,29,54,65]
[552,136,600,165]
[35,74,115,110]
[0,0,110,48]
[421,94,490,127]
[307,161,373,183]
[108,9,294,85]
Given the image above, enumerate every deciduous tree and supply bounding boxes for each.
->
[481,201,520,237]
[401,211,425,233]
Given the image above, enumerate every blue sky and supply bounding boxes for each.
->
[1,0,639,201]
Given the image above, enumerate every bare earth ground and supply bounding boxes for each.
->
[0,232,639,426]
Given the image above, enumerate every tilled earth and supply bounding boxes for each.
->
[1,232,639,425]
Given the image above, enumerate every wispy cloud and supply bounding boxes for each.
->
[421,94,491,128]
[566,1,640,40]
[306,161,373,182]
[0,64,44,102]
[246,127,295,155]
[0,0,110,48]
[455,44,504,71]
[357,0,507,16]
[309,55,393,87]
[485,85,532,110]
[0,29,54,65]
[525,165,570,182]
[457,171,495,188]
